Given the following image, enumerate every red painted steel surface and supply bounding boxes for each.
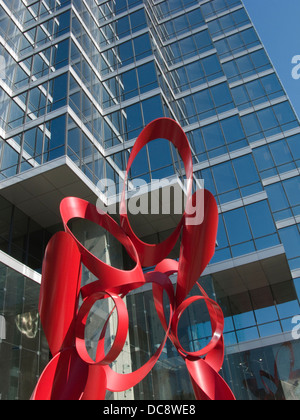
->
[31,118,235,401]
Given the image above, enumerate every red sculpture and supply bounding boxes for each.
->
[31,118,235,401]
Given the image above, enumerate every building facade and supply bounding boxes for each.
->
[0,0,299,400]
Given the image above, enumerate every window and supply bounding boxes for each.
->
[222,60,239,82]
[202,54,223,81]
[232,75,285,110]
[142,95,164,125]
[231,85,250,109]
[134,33,152,61]
[246,80,265,104]
[156,0,198,19]
[187,129,207,161]
[148,139,173,172]
[279,225,300,260]
[236,52,260,76]
[124,103,141,139]
[172,54,223,93]
[269,140,293,167]
[131,9,147,33]
[283,177,300,207]
[221,116,245,143]
[216,216,229,249]
[1,143,19,176]
[213,161,238,195]
[117,40,134,67]
[101,8,147,44]
[162,8,205,40]
[130,143,149,179]
[50,73,68,111]
[193,89,215,120]
[261,74,284,100]
[224,207,252,245]
[257,107,278,132]
[116,16,130,39]
[273,101,298,131]
[246,201,276,238]
[137,62,158,94]
[198,168,217,196]
[287,134,300,162]
[253,145,274,171]
[266,183,289,213]
[242,113,262,139]
[202,122,225,150]
[167,30,213,65]
[185,61,205,87]
[232,155,260,187]
[201,0,241,19]
[215,28,260,59]
[211,82,234,113]
[208,8,249,37]
[120,69,138,101]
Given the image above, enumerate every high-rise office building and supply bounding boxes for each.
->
[0,0,299,400]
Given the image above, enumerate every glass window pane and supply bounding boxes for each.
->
[246,79,265,101]
[246,201,276,238]
[118,40,134,65]
[211,83,233,108]
[232,85,249,107]
[224,208,252,245]
[137,62,158,93]
[283,177,300,207]
[269,140,293,166]
[253,145,275,171]
[265,183,289,212]
[216,216,229,248]
[255,306,278,324]
[125,103,143,139]
[234,311,256,330]
[257,108,278,131]
[213,161,238,194]
[259,322,282,337]
[287,134,300,160]
[223,60,239,80]
[142,96,164,125]
[202,55,223,80]
[233,155,259,187]
[121,69,138,100]
[186,61,204,86]
[202,122,225,149]
[242,113,261,137]
[221,115,245,143]
[148,139,172,171]
[193,89,214,116]
[273,102,297,126]
[279,225,300,259]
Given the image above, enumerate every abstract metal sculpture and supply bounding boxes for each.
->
[31,118,235,401]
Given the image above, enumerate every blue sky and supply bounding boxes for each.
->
[243,0,300,119]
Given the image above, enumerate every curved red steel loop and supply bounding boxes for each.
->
[75,291,129,366]
[120,118,193,268]
[31,118,235,401]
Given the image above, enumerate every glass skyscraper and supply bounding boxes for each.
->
[0,0,299,400]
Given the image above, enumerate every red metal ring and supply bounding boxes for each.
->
[75,291,129,366]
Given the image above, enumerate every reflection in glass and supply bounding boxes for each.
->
[15,311,39,339]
